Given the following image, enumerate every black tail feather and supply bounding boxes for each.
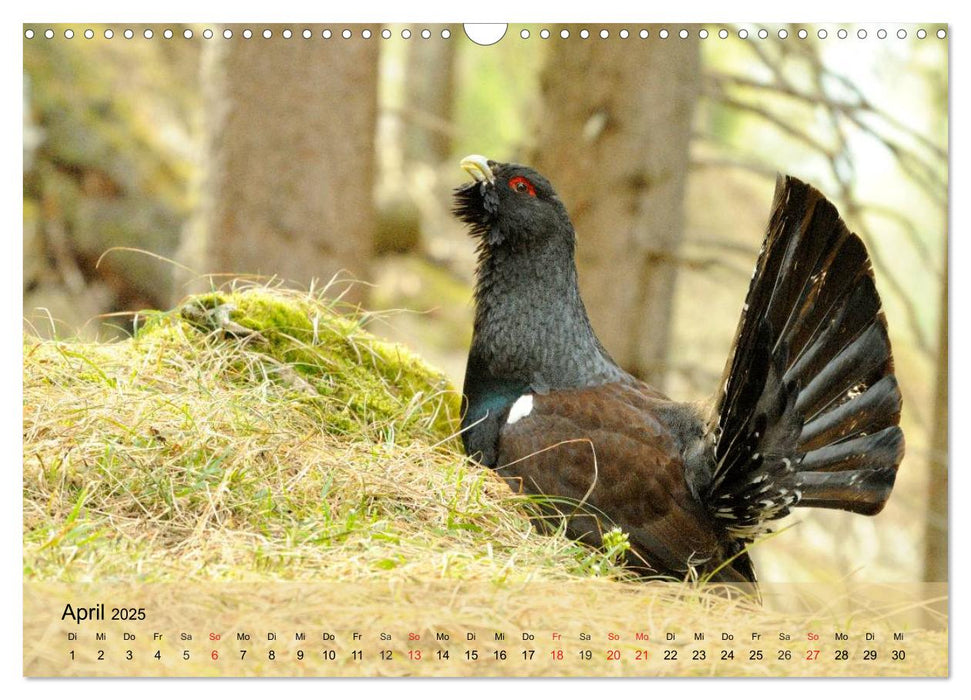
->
[795,463,899,515]
[794,321,892,421]
[705,176,904,536]
[800,375,901,450]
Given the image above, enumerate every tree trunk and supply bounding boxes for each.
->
[924,256,948,583]
[403,24,459,165]
[531,26,700,389]
[193,26,380,301]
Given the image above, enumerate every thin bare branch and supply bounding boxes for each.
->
[691,155,780,180]
[701,91,836,159]
[708,73,947,162]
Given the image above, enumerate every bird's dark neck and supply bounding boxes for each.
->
[465,236,625,410]
[461,236,624,465]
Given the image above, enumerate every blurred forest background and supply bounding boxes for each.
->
[22,23,948,584]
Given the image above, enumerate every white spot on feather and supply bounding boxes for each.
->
[506,395,534,425]
[583,111,608,142]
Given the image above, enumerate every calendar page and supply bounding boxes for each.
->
[21,20,949,679]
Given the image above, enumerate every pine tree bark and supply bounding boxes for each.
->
[531,27,700,389]
[194,27,380,300]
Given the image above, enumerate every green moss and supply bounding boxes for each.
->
[157,289,461,443]
[26,286,633,585]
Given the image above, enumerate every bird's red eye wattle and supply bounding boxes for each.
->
[508,176,536,197]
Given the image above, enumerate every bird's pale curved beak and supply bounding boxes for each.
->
[461,154,495,185]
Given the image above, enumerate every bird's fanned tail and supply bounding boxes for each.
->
[705,176,904,538]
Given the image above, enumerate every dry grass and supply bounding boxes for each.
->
[22,284,947,677]
[23,283,628,584]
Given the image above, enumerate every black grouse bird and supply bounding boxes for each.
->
[454,154,904,584]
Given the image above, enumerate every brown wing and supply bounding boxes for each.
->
[496,382,741,580]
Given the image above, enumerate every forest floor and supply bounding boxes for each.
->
[22,285,946,677]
